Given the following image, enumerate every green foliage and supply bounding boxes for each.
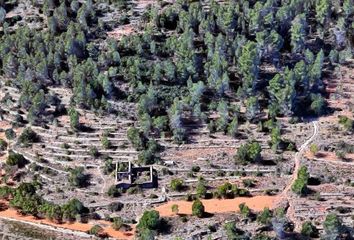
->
[101,133,111,149]
[310,144,319,155]
[322,213,344,239]
[310,94,325,115]
[89,146,100,158]
[238,41,260,95]
[257,207,272,225]
[239,203,251,218]
[18,128,40,147]
[0,138,7,151]
[216,182,249,199]
[170,178,184,192]
[338,116,354,131]
[62,198,86,222]
[171,204,179,215]
[224,221,242,240]
[68,107,80,130]
[137,210,161,231]
[270,126,281,152]
[5,129,16,140]
[290,14,306,53]
[88,225,104,236]
[68,167,89,188]
[301,221,317,237]
[315,0,331,25]
[235,141,262,164]
[127,127,146,150]
[0,186,14,199]
[196,180,207,198]
[291,166,309,195]
[107,185,121,197]
[103,158,115,175]
[192,199,205,218]
[112,217,124,230]
[6,151,27,168]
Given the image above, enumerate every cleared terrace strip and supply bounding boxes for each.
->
[43,145,137,154]
[12,148,68,175]
[41,151,138,159]
[34,141,131,148]
[33,128,128,138]
[169,167,276,173]
[56,135,130,142]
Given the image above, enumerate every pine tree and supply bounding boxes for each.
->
[310,49,325,90]
[238,41,260,95]
[290,14,307,53]
[245,97,260,121]
[315,0,331,26]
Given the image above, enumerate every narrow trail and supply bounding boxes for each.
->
[280,121,319,197]
[276,120,319,230]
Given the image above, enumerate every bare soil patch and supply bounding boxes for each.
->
[0,201,135,240]
[155,195,276,217]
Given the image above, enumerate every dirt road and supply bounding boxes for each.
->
[281,120,319,197]
[279,120,319,231]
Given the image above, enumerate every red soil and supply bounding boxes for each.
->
[155,195,276,217]
[305,150,354,162]
[0,201,135,240]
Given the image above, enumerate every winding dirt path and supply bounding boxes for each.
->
[278,120,319,230]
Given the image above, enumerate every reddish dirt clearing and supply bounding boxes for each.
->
[155,196,276,217]
[0,201,134,240]
[305,150,354,162]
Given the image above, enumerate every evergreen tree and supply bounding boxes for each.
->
[238,41,260,95]
[290,14,307,53]
[315,0,331,26]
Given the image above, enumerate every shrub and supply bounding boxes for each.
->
[301,221,317,237]
[323,213,343,238]
[192,199,205,218]
[112,217,124,231]
[62,198,87,222]
[0,138,7,151]
[137,210,161,230]
[257,207,272,225]
[68,107,80,130]
[88,225,104,236]
[170,178,184,191]
[171,204,179,215]
[127,127,146,150]
[89,146,100,158]
[127,186,142,195]
[6,151,27,168]
[242,179,255,188]
[68,167,89,188]
[191,166,200,172]
[291,166,309,196]
[5,129,16,140]
[108,202,124,212]
[310,144,318,155]
[18,128,40,146]
[101,135,111,149]
[234,141,261,164]
[239,203,251,218]
[107,185,121,197]
[196,180,207,198]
